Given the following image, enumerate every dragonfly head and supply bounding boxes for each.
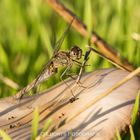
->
[70,45,82,60]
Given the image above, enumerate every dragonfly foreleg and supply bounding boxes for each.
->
[70,47,92,90]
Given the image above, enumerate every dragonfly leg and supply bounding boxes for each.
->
[60,66,77,99]
[76,81,87,88]
[66,73,87,88]
[65,73,77,80]
[74,46,92,89]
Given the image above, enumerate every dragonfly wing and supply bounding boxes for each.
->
[53,18,75,56]
[34,60,54,86]
[15,59,55,99]
[17,18,75,98]
[37,18,75,82]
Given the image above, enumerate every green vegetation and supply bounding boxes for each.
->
[0,0,139,139]
[129,125,135,140]
[115,128,122,140]
[131,91,140,125]
[31,107,39,140]
[0,129,12,140]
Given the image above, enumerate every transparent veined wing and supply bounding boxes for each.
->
[53,18,75,56]
[33,19,75,85]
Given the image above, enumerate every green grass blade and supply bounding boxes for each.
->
[41,118,52,134]
[69,129,73,140]
[84,0,92,37]
[131,91,140,125]
[0,129,12,140]
[0,44,9,70]
[31,107,39,140]
[129,125,135,140]
[115,128,122,140]
[36,118,52,140]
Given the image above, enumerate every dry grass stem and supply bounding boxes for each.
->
[0,74,19,90]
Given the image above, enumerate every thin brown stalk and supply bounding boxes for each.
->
[46,0,134,72]
[87,45,131,71]
[0,74,19,90]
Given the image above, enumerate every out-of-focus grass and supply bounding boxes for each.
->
[31,107,39,140]
[0,0,140,98]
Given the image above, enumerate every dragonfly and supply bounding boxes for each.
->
[14,19,83,100]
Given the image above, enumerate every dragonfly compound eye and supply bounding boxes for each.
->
[70,45,82,60]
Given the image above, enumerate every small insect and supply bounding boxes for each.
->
[14,19,83,100]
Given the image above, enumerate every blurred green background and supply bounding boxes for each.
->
[0,0,140,98]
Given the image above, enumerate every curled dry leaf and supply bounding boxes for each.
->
[0,68,139,140]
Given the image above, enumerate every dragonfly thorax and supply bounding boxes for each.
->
[69,46,82,60]
[53,51,70,67]
[51,46,82,69]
